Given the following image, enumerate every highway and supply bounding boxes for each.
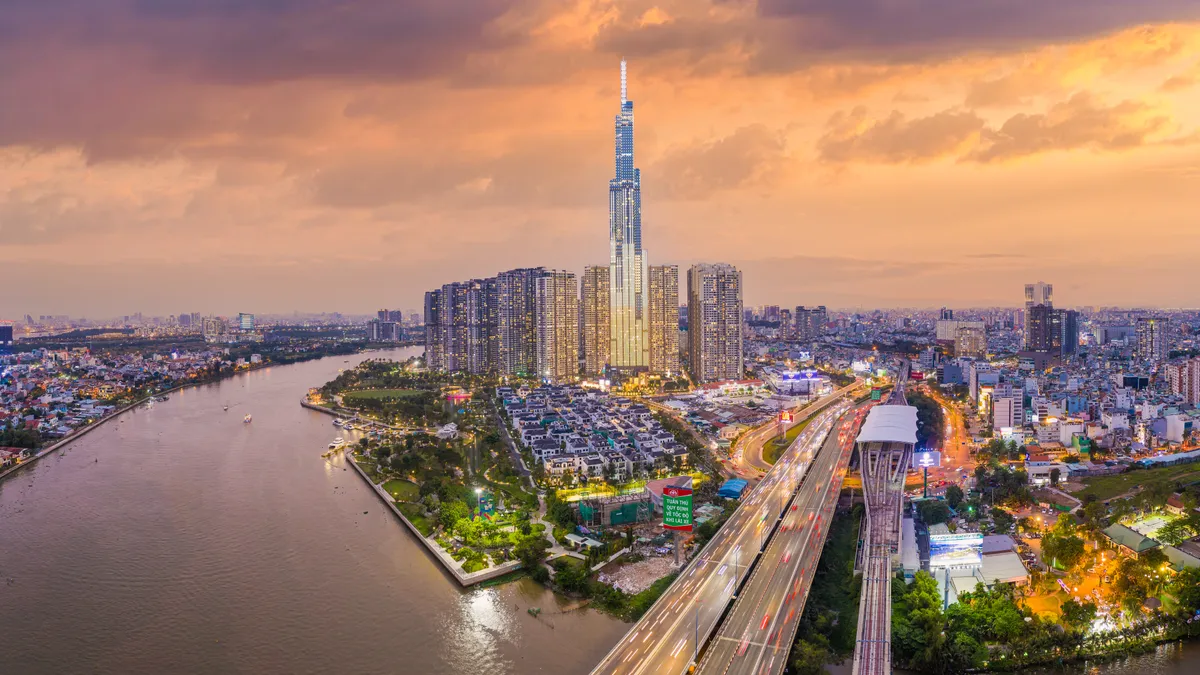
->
[735,382,862,475]
[696,403,868,675]
[589,403,850,675]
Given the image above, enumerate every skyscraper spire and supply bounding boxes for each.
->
[620,59,627,104]
[609,59,647,369]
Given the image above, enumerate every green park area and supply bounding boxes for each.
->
[382,479,421,502]
[342,388,426,401]
[1078,464,1200,501]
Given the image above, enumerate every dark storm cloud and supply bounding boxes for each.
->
[0,0,522,84]
[757,0,1200,57]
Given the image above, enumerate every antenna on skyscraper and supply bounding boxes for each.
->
[620,59,627,104]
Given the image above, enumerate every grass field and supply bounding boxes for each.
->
[343,388,426,401]
[396,502,434,536]
[382,479,421,502]
[1078,463,1200,501]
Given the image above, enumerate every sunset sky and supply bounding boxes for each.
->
[3,0,1200,317]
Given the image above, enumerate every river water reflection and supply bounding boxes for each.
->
[0,348,627,675]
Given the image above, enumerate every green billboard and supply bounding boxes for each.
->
[662,484,693,532]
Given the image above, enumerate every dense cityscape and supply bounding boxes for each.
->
[4,58,1200,675]
[5,0,1200,671]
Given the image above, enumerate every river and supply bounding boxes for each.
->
[0,348,628,675]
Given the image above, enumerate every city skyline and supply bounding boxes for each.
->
[4,2,1200,316]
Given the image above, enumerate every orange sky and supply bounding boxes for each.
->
[2,0,1199,316]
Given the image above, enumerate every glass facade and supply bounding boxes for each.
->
[609,60,649,368]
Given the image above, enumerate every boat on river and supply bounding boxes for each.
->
[243,414,253,423]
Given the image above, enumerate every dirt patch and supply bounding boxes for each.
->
[597,554,681,595]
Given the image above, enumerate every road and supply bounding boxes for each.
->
[696,403,868,675]
[589,404,848,675]
[736,383,862,475]
[918,385,973,491]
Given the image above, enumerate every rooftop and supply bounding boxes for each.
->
[856,405,918,445]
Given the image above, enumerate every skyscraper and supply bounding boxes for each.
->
[424,289,445,370]
[581,265,610,375]
[609,60,649,370]
[1059,309,1079,356]
[1025,304,1054,352]
[535,271,579,382]
[794,306,827,340]
[496,268,542,377]
[1024,282,1053,308]
[954,325,987,358]
[1136,317,1169,364]
[648,265,680,376]
[688,264,743,383]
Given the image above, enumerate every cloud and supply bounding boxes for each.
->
[651,124,789,199]
[817,108,985,163]
[818,94,1180,164]
[309,134,608,209]
[756,0,1200,59]
[968,93,1173,162]
[1161,61,1200,91]
[0,0,524,85]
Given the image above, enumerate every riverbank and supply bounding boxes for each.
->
[0,346,632,675]
[0,378,199,483]
[343,451,523,587]
[0,346,383,485]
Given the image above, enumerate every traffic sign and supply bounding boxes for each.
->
[662,482,694,532]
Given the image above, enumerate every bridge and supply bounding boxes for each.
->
[851,363,917,675]
[588,401,850,675]
[693,402,867,675]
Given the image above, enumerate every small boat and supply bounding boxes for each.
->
[223,405,229,411]
[333,437,345,445]
[328,441,340,449]
[243,414,253,423]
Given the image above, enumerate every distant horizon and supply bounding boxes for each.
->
[7,302,1200,324]
[3,2,1199,317]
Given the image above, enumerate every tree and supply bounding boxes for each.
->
[514,535,550,572]
[1060,599,1097,632]
[555,561,589,594]
[438,500,469,531]
[1049,467,1061,486]
[992,508,1015,534]
[1042,514,1086,570]
[1170,566,1200,612]
[790,635,831,675]
[945,484,964,510]
[918,500,951,525]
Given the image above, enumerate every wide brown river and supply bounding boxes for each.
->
[2,348,1197,674]
[0,348,627,674]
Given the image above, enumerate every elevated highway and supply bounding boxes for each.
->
[695,403,868,675]
[589,403,848,675]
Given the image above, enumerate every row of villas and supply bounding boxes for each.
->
[498,384,690,482]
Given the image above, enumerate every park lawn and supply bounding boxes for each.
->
[343,388,426,401]
[382,479,421,502]
[396,502,435,536]
[1078,464,1200,501]
[352,455,386,483]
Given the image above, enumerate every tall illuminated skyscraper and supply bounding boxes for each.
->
[687,263,743,383]
[581,265,610,375]
[609,60,649,370]
[648,265,679,376]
